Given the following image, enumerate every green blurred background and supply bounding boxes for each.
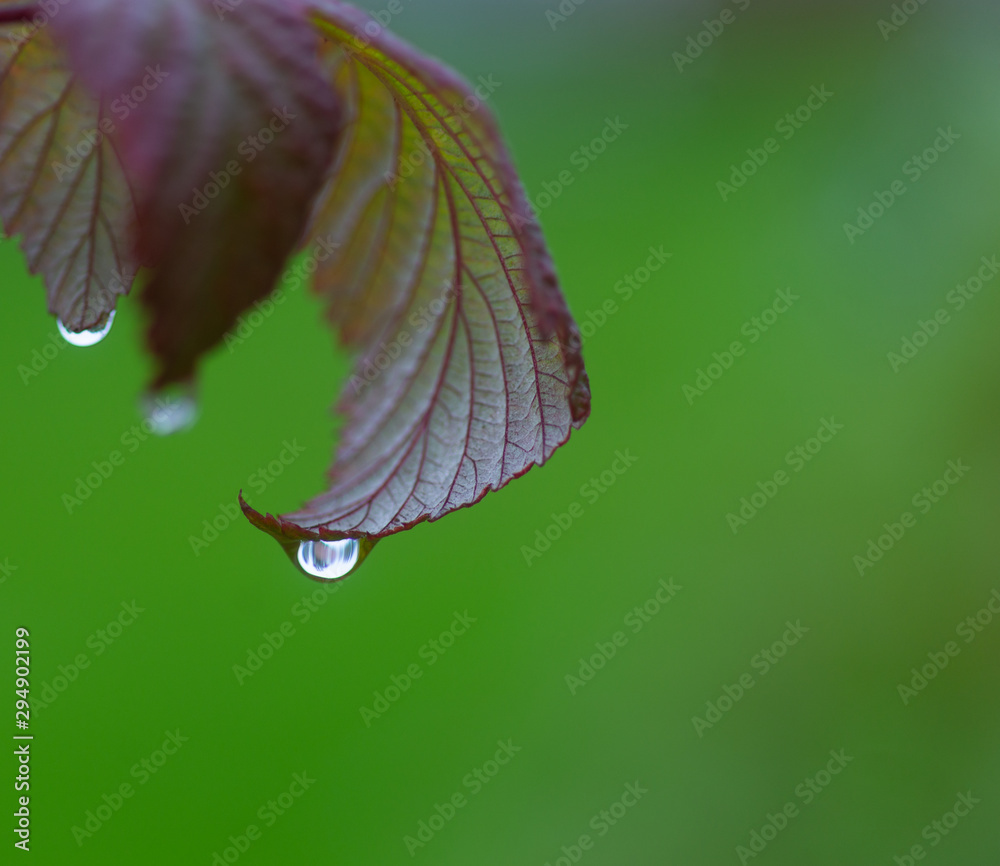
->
[3,0,1000,863]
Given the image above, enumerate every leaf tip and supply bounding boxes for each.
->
[240,492,378,582]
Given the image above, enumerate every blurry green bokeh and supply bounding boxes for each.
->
[2,1,999,863]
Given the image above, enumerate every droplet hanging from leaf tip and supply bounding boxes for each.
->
[297,538,361,581]
[141,385,199,436]
[58,310,115,347]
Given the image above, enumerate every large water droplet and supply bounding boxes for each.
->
[297,539,360,581]
[57,311,115,347]
[141,388,199,436]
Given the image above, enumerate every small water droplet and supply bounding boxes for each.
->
[297,539,360,581]
[57,311,115,347]
[141,387,199,436]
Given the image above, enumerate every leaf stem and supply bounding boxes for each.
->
[0,5,38,25]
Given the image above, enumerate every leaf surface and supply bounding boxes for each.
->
[47,0,342,385]
[244,0,591,544]
[0,25,136,331]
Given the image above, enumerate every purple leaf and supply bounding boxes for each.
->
[0,25,136,331]
[0,0,590,575]
[242,0,591,550]
[46,0,342,386]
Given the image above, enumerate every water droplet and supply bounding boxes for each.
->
[57,311,115,347]
[297,539,360,581]
[141,387,199,436]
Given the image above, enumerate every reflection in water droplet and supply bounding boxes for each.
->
[141,388,199,436]
[297,539,360,581]
[57,311,115,347]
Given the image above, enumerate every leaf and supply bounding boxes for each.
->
[0,24,136,332]
[243,0,591,546]
[46,0,342,386]
[0,0,590,569]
